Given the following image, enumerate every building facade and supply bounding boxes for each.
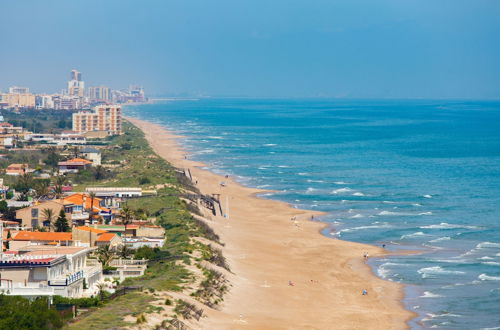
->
[72,105,122,135]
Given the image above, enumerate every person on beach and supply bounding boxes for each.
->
[288,280,294,286]
[363,253,369,260]
[362,289,368,295]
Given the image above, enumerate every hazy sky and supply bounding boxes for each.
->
[1,0,499,98]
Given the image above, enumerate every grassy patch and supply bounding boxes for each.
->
[65,292,153,330]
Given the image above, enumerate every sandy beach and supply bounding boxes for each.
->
[128,117,415,329]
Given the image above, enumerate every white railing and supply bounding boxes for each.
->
[0,282,55,296]
[110,258,148,266]
[49,270,84,286]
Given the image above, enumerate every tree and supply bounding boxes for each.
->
[53,176,66,198]
[41,208,55,230]
[96,244,114,267]
[120,207,134,234]
[13,173,34,194]
[54,209,70,232]
[0,295,63,329]
[0,200,7,214]
[117,244,132,258]
[93,165,106,180]
[88,192,96,221]
[34,180,50,199]
[45,147,61,168]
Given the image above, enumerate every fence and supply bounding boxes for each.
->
[106,286,143,301]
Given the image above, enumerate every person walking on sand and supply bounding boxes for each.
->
[362,289,368,295]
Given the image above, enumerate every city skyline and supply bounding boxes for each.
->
[1,0,500,99]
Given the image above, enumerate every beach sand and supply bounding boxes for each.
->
[128,117,415,329]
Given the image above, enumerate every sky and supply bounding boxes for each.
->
[1,0,499,99]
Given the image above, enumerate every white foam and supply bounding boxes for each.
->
[479,273,500,281]
[297,172,309,176]
[400,232,428,239]
[482,261,500,266]
[350,214,364,219]
[277,165,289,168]
[420,291,443,298]
[417,266,465,278]
[352,192,365,196]
[412,203,422,207]
[208,136,224,139]
[331,187,353,194]
[429,236,451,243]
[306,187,317,193]
[307,179,324,183]
[337,223,392,234]
[477,242,500,249]
[420,222,478,230]
[423,194,433,198]
[418,211,433,215]
[263,143,276,146]
[333,181,349,185]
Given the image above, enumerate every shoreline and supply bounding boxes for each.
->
[127,116,416,329]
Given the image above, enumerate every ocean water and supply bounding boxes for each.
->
[125,99,500,329]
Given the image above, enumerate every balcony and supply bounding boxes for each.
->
[0,282,55,297]
[49,270,84,286]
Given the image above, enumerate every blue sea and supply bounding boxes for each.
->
[125,99,500,329]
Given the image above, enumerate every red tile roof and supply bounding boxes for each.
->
[96,233,117,242]
[13,231,72,241]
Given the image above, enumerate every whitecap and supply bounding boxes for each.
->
[423,194,433,198]
[478,273,500,281]
[277,165,289,168]
[331,187,353,194]
[263,143,277,146]
[400,232,428,239]
[333,181,350,185]
[477,242,500,249]
[412,203,422,207]
[307,179,324,183]
[420,222,478,230]
[350,214,364,219]
[352,192,365,196]
[383,201,396,204]
[420,291,443,298]
[297,172,309,176]
[337,223,393,234]
[417,266,466,278]
[306,187,317,193]
[482,261,500,266]
[208,136,224,139]
[418,212,433,216]
[429,236,451,243]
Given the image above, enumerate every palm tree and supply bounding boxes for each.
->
[93,165,106,180]
[41,208,55,230]
[120,207,134,235]
[34,180,50,200]
[53,176,66,198]
[96,244,114,267]
[117,244,131,258]
[88,192,97,221]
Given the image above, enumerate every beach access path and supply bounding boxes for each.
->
[128,117,414,330]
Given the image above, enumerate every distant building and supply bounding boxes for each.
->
[0,93,36,109]
[35,94,55,109]
[87,86,111,102]
[58,157,93,174]
[8,86,30,94]
[67,69,85,97]
[5,163,30,176]
[72,105,122,135]
[80,147,101,165]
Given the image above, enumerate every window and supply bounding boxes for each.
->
[31,208,39,218]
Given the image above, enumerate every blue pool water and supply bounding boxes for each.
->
[125,99,500,329]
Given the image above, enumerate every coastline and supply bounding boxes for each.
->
[127,116,415,329]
